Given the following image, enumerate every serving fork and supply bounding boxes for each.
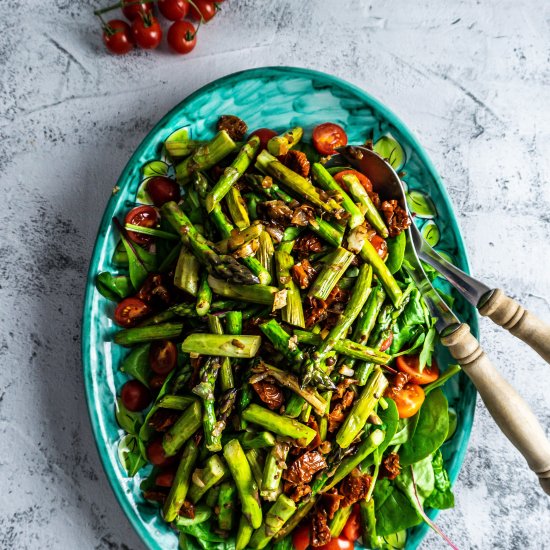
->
[327,146,550,494]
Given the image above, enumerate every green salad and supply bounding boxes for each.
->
[96,115,460,550]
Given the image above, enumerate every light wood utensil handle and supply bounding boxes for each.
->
[479,289,550,364]
[441,323,550,494]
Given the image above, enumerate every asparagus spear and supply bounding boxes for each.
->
[240,430,276,449]
[187,454,228,503]
[360,238,402,307]
[225,310,243,336]
[261,440,290,501]
[236,517,255,550]
[342,173,389,238]
[223,439,263,529]
[175,130,237,184]
[205,485,221,508]
[114,322,184,346]
[174,246,200,296]
[255,150,339,214]
[157,394,196,410]
[162,201,259,285]
[293,330,390,364]
[257,231,275,279]
[323,429,385,490]
[196,275,212,316]
[275,241,305,328]
[312,163,365,228]
[250,494,297,549]
[208,276,278,306]
[272,498,316,542]
[216,222,264,254]
[259,319,304,366]
[217,481,236,531]
[335,368,389,449]
[205,136,260,213]
[208,315,234,391]
[328,506,353,537]
[182,333,261,358]
[267,127,303,156]
[226,186,251,230]
[162,438,199,522]
[360,498,385,549]
[162,400,202,457]
[245,448,266,489]
[242,404,316,446]
[308,247,355,301]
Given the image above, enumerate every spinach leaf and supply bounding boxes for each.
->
[389,415,418,446]
[273,536,294,550]
[388,323,422,355]
[120,232,156,290]
[425,451,454,509]
[418,325,437,371]
[373,479,422,536]
[377,398,400,456]
[399,289,426,326]
[120,344,151,387]
[95,272,132,301]
[117,434,146,476]
[395,456,435,509]
[390,329,425,357]
[115,397,142,435]
[399,388,449,466]
[179,533,202,550]
[386,231,406,274]
[177,520,228,543]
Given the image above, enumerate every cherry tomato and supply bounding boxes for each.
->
[379,332,393,352]
[155,467,176,487]
[396,354,440,385]
[149,340,178,375]
[124,205,159,245]
[147,438,176,466]
[146,176,181,206]
[103,20,134,55]
[391,383,425,418]
[167,20,197,54]
[122,0,153,20]
[342,505,361,542]
[249,128,278,150]
[131,13,163,49]
[121,380,151,411]
[189,0,217,22]
[333,169,372,193]
[312,122,348,156]
[318,537,354,550]
[370,235,388,260]
[292,524,310,550]
[158,0,189,20]
[149,373,168,391]
[114,297,151,327]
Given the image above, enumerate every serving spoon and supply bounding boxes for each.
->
[327,146,550,494]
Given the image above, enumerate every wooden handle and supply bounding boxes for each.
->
[441,323,550,494]
[479,288,550,364]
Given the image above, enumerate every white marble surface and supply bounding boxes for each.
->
[1,0,550,548]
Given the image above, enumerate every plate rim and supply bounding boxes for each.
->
[81,66,478,550]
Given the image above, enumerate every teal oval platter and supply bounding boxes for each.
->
[82,67,477,550]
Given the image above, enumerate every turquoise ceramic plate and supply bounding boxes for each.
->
[82,67,477,550]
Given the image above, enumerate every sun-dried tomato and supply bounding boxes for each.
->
[217,115,248,141]
[278,149,311,177]
[306,417,322,452]
[323,488,344,520]
[136,273,172,307]
[291,204,316,227]
[385,371,410,401]
[334,378,356,399]
[179,500,195,519]
[288,483,312,503]
[340,469,371,507]
[294,233,323,256]
[327,403,346,433]
[341,389,355,409]
[291,259,317,290]
[325,286,350,306]
[283,451,327,485]
[257,200,294,224]
[381,199,411,237]
[252,380,284,410]
[311,509,331,547]
[148,408,181,432]
[379,452,401,480]
[143,490,168,503]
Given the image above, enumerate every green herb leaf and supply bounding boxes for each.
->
[115,397,143,435]
[120,233,156,290]
[95,272,132,301]
[117,434,146,476]
[406,190,437,219]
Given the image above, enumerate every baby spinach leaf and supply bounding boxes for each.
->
[383,530,407,548]
[273,536,294,550]
[389,324,424,355]
[386,231,406,274]
[96,272,132,301]
[389,415,418,446]
[395,456,435,509]
[374,479,422,536]
[120,344,151,388]
[418,325,437,370]
[446,407,458,440]
[117,434,146,477]
[399,289,426,327]
[425,451,455,509]
[399,388,449,466]
[115,397,143,435]
[179,533,202,550]
[119,232,156,290]
[377,398,400,456]
[178,521,231,545]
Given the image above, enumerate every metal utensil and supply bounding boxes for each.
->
[329,145,550,493]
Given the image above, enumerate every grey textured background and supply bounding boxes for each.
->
[1,0,549,548]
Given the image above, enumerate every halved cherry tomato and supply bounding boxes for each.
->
[158,0,189,21]
[146,176,181,206]
[370,235,388,260]
[147,438,176,467]
[114,297,151,327]
[155,467,176,487]
[396,354,440,385]
[292,524,310,550]
[333,169,372,193]
[249,128,278,150]
[131,13,163,49]
[379,332,393,351]
[122,0,153,20]
[342,505,361,542]
[318,537,354,550]
[124,205,159,245]
[149,340,178,375]
[121,380,151,411]
[312,122,348,156]
[189,0,217,22]
[391,383,425,418]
